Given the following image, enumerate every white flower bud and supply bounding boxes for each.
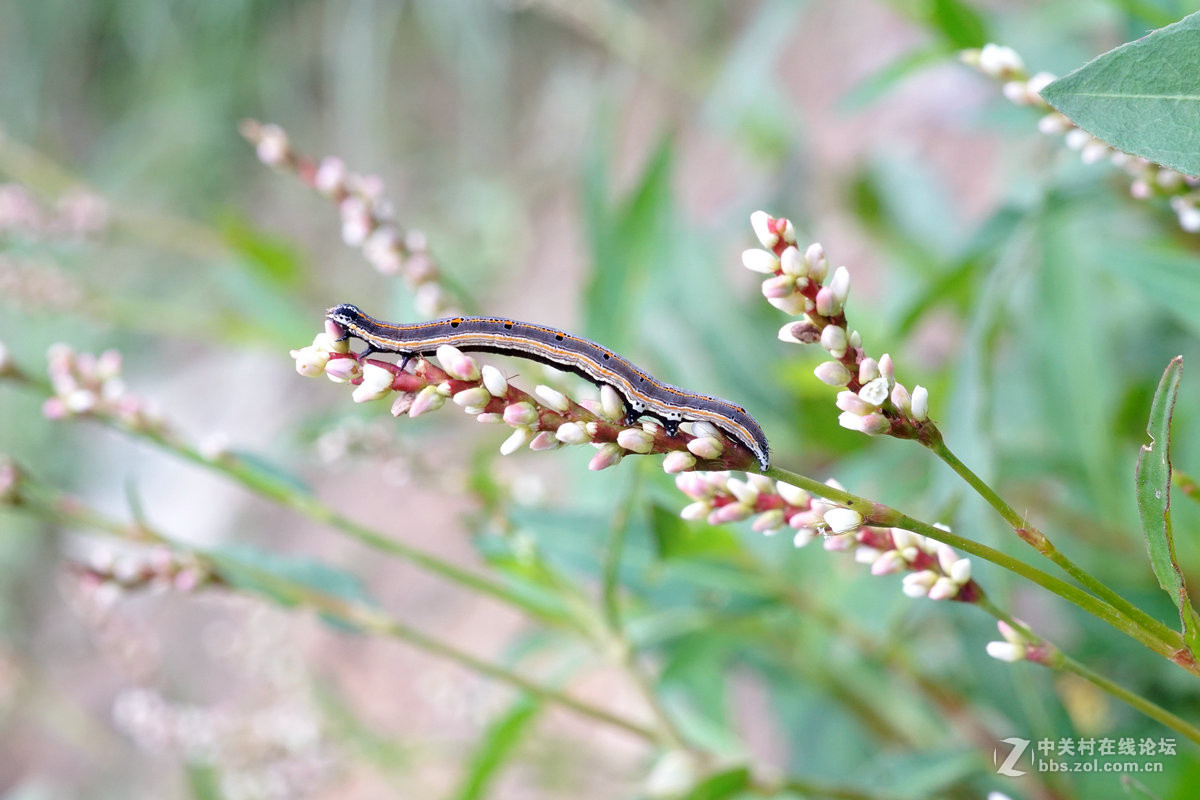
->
[836,391,877,416]
[1037,112,1073,135]
[749,210,778,248]
[814,360,852,387]
[985,641,1027,663]
[534,384,571,412]
[686,436,724,460]
[820,325,848,358]
[901,570,938,598]
[588,443,623,471]
[481,364,509,398]
[500,427,533,455]
[742,248,780,274]
[951,558,972,584]
[555,422,590,444]
[680,501,709,520]
[779,246,804,277]
[452,386,492,410]
[753,509,785,533]
[776,481,809,507]
[599,384,626,422]
[725,478,759,506]
[352,364,394,402]
[823,507,862,533]
[858,377,890,406]
[616,427,655,454]
[804,242,828,282]
[663,451,697,474]
[928,577,960,601]
[911,385,929,421]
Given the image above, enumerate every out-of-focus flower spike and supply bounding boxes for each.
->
[776,481,809,507]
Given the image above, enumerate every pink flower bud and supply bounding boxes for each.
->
[753,509,785,533]
[503,401,539,427]
[814,361,852,387]
[324,357,363,383]
[663,451,697,473]
[616,427,655,454]
[436,344,480,381]
[408,385,445,417]
[588,443,623,471]
[452,387,492,411]
[836,391,877,416]
[686,436,724,460]
[761,274,796,299]
[529,431,559,451]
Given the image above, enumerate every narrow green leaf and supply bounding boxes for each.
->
[582,134,676,347]
[1135,357,1200,652]
[1040,11,1200,176]
[450,694,542,800]
[219,212,304,289]
[207,543,373,631]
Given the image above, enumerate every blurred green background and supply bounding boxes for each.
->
[2,1,1200,798]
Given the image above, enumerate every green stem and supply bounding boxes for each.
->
[1054,650,1200,746]
[760,464,1191,670]
[12,481,656,744]
[927,434,1179,647]
[6,366,575,631]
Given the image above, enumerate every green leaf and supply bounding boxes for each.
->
[1040,11,1200,176]
[450,694,542,800]
[582,133,676,348]
[688,765,752,800]
[219,212,304,289]
[207,543,373,631]
[926,0,988,49]
[1135,357,1200,652]
[648,502,748,563]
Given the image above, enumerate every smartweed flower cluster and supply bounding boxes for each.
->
[963,43,1200,232]
[290,319,759,473]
